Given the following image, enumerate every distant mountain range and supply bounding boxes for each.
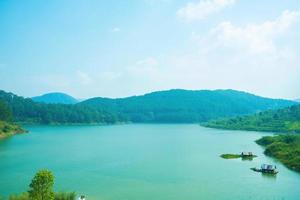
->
[32,92,79,104]
[0,89,298,124]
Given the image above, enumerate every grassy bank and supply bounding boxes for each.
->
[256,134,300,172]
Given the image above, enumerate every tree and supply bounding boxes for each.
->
[0,100,13,122]
[28,169,55,200]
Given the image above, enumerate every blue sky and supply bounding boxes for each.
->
[1,0,300,99]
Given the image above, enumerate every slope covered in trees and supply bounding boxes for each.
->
[203,105,300,133]
[0,90,125,124]
[80,89,297,123]
[0,89,297,124]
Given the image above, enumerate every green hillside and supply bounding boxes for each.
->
[203,105,300,133]
[0,90,125,124]
[0,89,297,124]
[80,89,296,123]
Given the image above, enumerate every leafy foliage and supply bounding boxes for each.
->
[256,135,300,172]
[203,105,300,133]
[28,169,55,200]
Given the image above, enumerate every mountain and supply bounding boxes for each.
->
[79,89,297,123]
[1,89,297,124]
[0,90,125,124]
[32,92,78,104]
[203,105,300,133]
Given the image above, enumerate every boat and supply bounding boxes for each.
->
[241,152,254,157]
[251,164,278,174]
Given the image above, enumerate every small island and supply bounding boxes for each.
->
[221,152,257,160]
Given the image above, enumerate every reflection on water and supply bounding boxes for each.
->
[241,157,254,161]
[261,173,277,181]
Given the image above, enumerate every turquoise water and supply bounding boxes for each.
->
[0,124,300,200]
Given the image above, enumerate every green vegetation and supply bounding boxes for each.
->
[0,90,126,124]
[0,121,24,139]
[220,154,241,159]
[0,101,13,122]
[0,101,24,139]
[8,170,76,200]
[256,135,300,172]
[9,192,76,200]
[80,89,296,123]
[54,192,76,200]
[203,105,300,133]
[28,169,55,200]
[1,89,297,124]
[220,154,257,159]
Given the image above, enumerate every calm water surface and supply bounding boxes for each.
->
[0,124,300,199]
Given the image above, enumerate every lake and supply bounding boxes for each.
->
[0,124,300,199]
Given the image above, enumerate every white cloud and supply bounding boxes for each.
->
[76,70,92,85]
[208,10,300,54]
[177,0,235,22]
[110,10,300,99]
[111,27,121,32]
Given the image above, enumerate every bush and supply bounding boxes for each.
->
[55,192,76,200]
[9,193,29,200]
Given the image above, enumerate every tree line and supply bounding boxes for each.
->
[0,90,126,124]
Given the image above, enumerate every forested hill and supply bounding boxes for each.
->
[203,105,300,133]
[0,89,297,124]
[79,89,297,123]
[0,90,125,124]
[32,92,78,104]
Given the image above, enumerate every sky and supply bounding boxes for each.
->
[0,0,300,99]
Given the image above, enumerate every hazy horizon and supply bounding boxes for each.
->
[1,0,300,99]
